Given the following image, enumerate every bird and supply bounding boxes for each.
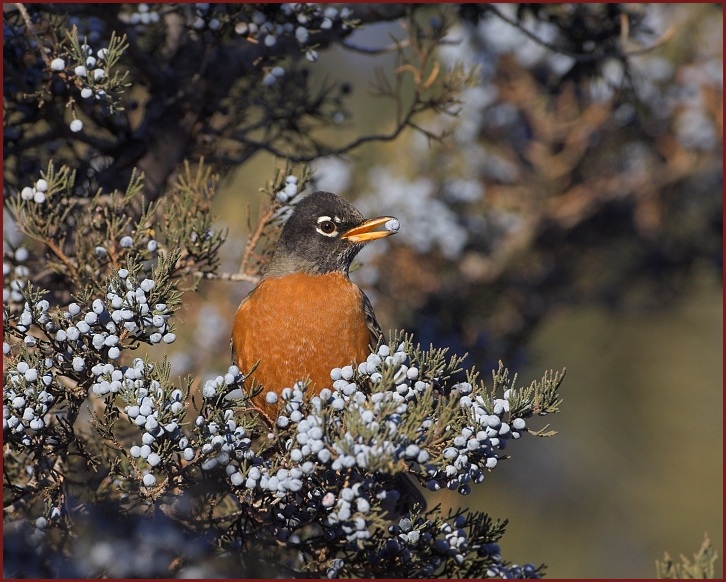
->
[231,191,398,423]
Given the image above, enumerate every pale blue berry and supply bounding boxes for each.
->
[72,357,85,372]
[341,365,354,380]
[385,218,400,232]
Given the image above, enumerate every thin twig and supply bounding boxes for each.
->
[486,4,674,62]
[238,203,277,276]
[232,100,421,163]
[22,232,80,280]
[196,271,260,284]
[14,3,50,66]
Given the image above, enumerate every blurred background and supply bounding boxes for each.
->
[175,5,722,577]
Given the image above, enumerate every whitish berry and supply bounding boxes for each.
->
[385,218,400,232]
[50,58,66,71]
[70,119,83,132]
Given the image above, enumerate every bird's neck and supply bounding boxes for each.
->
[264,254,349,279]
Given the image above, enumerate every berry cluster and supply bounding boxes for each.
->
[274,174,300,204]
[192,338,543,563]
[19,178,50,204]
[193,365,255,475]
[3,267,175,442]
[102,268,175,346]
[188,3,356,75]
[4,246,31,305]
[3,349,57,446]
[363,514,540,578]
[4,265,559,576]
[123,3,161,27]
[44,270,174,368]
[118,358,190,487]
[49,40,114,133]
[424,384,525,495]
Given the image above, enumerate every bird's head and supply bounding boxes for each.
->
[265,191,399,277]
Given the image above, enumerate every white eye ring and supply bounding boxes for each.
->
[316,215,338,237]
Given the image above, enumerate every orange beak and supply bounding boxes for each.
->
[341,216,399,243]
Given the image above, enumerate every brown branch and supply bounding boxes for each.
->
[20,230,80,281]
[197,271,260,284]
[231,100,419,163]
[238,203,277,276]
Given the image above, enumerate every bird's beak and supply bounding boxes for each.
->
[341,216,399,243]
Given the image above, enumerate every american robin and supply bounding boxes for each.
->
[231,191,398,423]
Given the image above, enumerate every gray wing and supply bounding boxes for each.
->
[360,289,384,349]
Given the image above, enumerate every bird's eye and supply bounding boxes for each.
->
[316,218,338,237]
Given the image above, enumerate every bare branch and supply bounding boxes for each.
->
[13,3,50,66]
[486,4,675,62]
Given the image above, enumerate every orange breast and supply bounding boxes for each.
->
[232,272,373,421]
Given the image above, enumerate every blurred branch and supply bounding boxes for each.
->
[342,37,409,55]
[197,271,260,284]
[13,3,50,66]
[486,4,675,61]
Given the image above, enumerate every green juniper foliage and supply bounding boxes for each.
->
[656,535,719,580]
[4,154,564,577]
